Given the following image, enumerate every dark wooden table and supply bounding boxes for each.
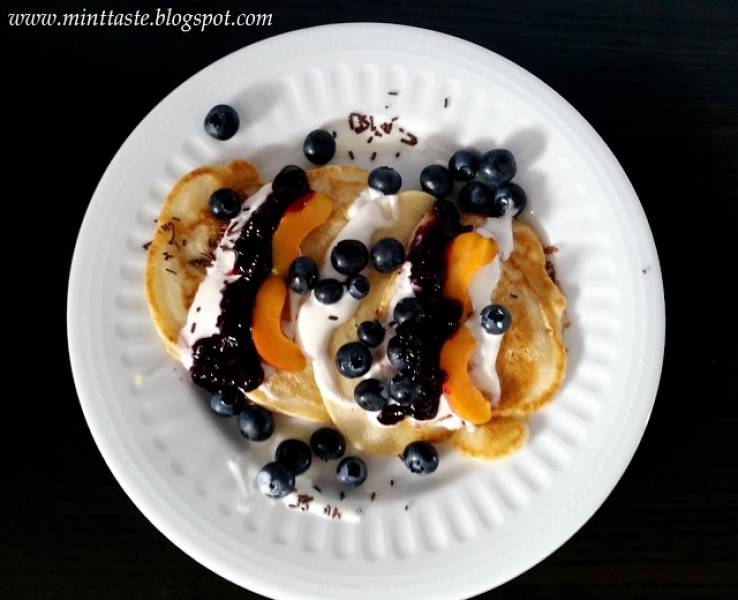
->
[5,1,737,598]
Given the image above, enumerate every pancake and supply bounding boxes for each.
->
[145,160,262,359]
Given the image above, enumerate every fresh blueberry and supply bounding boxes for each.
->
[237,405,275,441]
[368,166,402,195]
[370,238,405,273]
[480,304,512,334]
[275,439,312,475]
[310,427,346,461]
[337,456,368,487]
[458,181,493,214]
[448,148,481,181]
[314,279,344,304]
[331,239,369,275]
[357,320,385,347]
[288,256,319,294]
[388,375,418,406]
[256,462,295,498]
[303,129,336,165]
[335,342,372,378]
[420,164,453,198]
[354,378,388,411]
[491,182,527,217]
[346,274,370,299]
[393,297,425,326]
[204,104,239,140]
[433,198,460,222]
[272,165,310,196]
[386,336,408,371]
[402,441,439,475]
[209,388,244,417]
[208,188,241,220]
[478,149,517,185]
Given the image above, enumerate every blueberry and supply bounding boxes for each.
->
[480,304,512,334]
[386,336,408,371]
[402,441,439,475]
[303,129,336,165]
[393,297,425,325]
[346,274,370,299]
[458,181,493,214]
[288,256,319,294]
[314,279,344,304]
[272,165,310,197]
[448,148,481,181]
[208,188,241,220]
[357,320,385,347]
[388,375,418,406]
[491,182,527,217]
[275,439,312,475]
[335,342,372,378]
[209,388,244,417]
[256,462,295,498]
[368,166,402,195]
[237,405,275,441]
[310,427,346,461]
[370,238,405,273]
[331,239,369,275]
[433,199,460,222]
[204,104,239,140]
[337,456,368,487]
[354,378,388,411]
[420,164,453,198]
[479,149,516,185]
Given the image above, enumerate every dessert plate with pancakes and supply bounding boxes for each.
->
[67,24,664,600]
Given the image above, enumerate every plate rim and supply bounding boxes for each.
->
[67,22,665,599]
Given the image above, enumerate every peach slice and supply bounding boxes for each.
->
[443,231,497,314]
[252,275,306,372]
[439,326,492,424]
[272,192,333,276]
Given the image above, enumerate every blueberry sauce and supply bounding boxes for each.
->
[377,201,471,425]
[189,166,311,393]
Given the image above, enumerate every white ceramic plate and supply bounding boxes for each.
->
[67,23,664,600]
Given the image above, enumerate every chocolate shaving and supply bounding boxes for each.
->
[328,315,338,321]
[390,479,394,487]
[332,130,337,138]
[289,494,314,511]
[188,258,209,268]
[348,151,355,160]
[370,492,376,502]
[391,116,399,122]
[444,97,449,108]
[165,268,177,275]
[142,241,152,250]
[339,491,345,500]
[395,152,400,158]
[370,152,377,161]
[404,504,409,511]
[163,251,174,261]
[367,136,373,144]
[400,132,418,146]
[196,306,201,312]
[543,246,559,255]
[182,239,187,247]
[545,260,559,286]
[388,90,399,96]
[190,322,196,334]
[380,122,392,134]
[313,485,322,493]
[172,216,181,222]
[510,293,519,299]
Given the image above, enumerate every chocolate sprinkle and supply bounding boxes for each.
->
[395,152,400,158]
[370,152,377,161]
[370,492,376,502]
[142,241,152,250]
[367,136,373,144]
[165,268,177,275]
[313,485,322,493]
[339,490,345,501]
[348,151,355,160]
[444,97,449,108]
[328,315,338,321]
[388,90,399,96]
[190,322,196,334]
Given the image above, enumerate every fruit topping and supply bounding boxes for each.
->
[420,164,453,198]
[272,192,333,276]
[458,181,493,215]
[478,149,516,185]
[331,239,369,275]
[337,457,367,487]
[209,388,244,417]
[439,326,492,424]
[491,182,527,217]
[238,405,275,441]
[388,375,418,406]
[314,278,344,304]
[288,256,319,294]
[335,342,373,378]
[370,237,405,273]
[402,441,439,475]
[310,428,346,461]
[204,104,239,140]
[275,439,312,475]
[346,274,370,299]
[357,320,385,347]
[252,275,306,372]
[256,462,295,498]
[480,304,512,334]
[208,188,241,220]
[443,231,498,314]
[303,129,336,165]
[354,379,388,411]
[393,297,425,325]
[448,148,481,181]
[368,166,402,195]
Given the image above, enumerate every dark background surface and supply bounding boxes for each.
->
[4,1,737,598]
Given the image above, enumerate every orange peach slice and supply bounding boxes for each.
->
[443,231,497,315]
[440,326,492,425]
[272,192,333,276]
[252,275,306,372]
[439,326,492,424]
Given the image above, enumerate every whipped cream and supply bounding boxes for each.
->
[177,182,273,369]
[477,210,514,260]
